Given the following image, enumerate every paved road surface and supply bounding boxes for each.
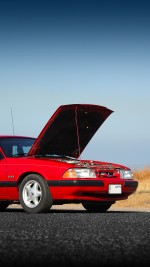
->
[0,206,150,267]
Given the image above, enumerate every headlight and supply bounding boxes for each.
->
[120,170,133,179]
[63,168,96,178]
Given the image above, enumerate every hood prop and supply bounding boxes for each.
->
[75,106,81,159]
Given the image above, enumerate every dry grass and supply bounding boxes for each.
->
[114,167,150,208]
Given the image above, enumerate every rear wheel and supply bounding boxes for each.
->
[19,174,53,213]
[82,201,113,212]
[0,201,9,211]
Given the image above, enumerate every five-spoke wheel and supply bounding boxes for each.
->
[19,174,53,213]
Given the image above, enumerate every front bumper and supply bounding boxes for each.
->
[48,179,138,201]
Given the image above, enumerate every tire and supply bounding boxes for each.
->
[0,201,9,211]
[82,201,113,213]
[19,174,53,214]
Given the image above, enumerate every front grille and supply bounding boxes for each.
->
[97,171,115,178]
[93,164,120,178]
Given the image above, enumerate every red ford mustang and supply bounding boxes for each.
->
[0,104,138,213]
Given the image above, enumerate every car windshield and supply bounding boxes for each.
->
[0,137,36,157]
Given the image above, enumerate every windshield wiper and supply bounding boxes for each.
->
[34,154,76,160]
[10,153,27,158]
[57,155,77,160]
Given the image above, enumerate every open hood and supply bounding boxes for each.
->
[28,104,113,158]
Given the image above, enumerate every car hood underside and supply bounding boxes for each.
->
[28,104,113,158]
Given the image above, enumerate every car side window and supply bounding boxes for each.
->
[0,152,4,160]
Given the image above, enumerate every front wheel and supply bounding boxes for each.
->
[82,201,113,212]
[19,174,53,213]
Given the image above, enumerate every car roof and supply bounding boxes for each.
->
[0,135,35,139]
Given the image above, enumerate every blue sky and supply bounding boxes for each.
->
[0,0,150,169]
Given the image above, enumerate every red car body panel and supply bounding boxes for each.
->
[0,104,138,209]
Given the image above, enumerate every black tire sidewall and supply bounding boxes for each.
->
[82,201,112,212]
[19,174,53,213]
[0,201,9,211]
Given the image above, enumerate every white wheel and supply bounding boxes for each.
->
[19,174,53,213]
[22,180,42,208]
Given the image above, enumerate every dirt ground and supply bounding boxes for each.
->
[9,202,150,212]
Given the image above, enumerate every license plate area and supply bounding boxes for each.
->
[108,184,122,194]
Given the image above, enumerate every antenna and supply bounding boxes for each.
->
[11,107,15,135]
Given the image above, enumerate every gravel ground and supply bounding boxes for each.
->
[1,206,150,267]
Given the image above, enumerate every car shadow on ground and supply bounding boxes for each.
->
[5,207,149,214]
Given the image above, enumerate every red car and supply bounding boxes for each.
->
[0,104,138,213]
